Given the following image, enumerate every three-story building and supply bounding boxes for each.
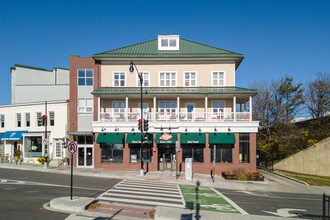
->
[69,35,258,175]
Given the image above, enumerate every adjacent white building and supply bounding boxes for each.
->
[0,64,70,165]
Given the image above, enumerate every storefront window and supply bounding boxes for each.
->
[101,143,123,163]
[78,136,93,145]
[24,136,42,157]
[210,144,233,163]
[182,144,204,163]
[130,144,153,163]
[239,134,250,163]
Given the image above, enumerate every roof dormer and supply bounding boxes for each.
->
[158,35,180,51]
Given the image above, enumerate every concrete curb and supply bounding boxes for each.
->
[49,196,96,213]
[259,169,310,186]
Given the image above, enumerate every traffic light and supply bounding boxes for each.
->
[138,119,142,131]
[143,119,149,131]
[42,115,47,126]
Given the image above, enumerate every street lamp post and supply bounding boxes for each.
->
[129,61,144,176]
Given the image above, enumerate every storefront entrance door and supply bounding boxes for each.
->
[78,147,93,167]
[158,144,175,171]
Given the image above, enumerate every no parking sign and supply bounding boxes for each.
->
[67,141,77,155]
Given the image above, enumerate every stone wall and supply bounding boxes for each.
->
[274,137,330,176]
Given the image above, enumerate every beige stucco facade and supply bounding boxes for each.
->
[274,137,330,177]
[100,62,236,87]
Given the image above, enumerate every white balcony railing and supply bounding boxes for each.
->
[100,111,251,122]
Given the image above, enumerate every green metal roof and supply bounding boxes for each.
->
[93,38,243,59]
[92,87,258,96]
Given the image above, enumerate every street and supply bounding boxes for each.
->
[0,167,328,220]
[0,168,121,220]
[215,188,324,219]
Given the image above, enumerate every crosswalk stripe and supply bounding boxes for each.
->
[103,192,182,202]
[108,189,182,198]
[122,181,178,189]
[97,179,184,208]
[113,186,179,194]
[123,180,177,187]
[117,183,179,191]
[98,197,184,208]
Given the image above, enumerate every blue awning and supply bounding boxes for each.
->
[0,131,28,141]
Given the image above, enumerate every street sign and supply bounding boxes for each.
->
[175,141,179,152]
[68,141,77,155]
[43,139,48,145]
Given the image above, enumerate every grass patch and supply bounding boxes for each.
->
[274,169,330,186]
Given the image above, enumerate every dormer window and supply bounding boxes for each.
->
[158,35,179,50]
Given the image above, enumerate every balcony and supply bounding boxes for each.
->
[100,111,251,123]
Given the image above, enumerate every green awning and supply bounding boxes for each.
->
[209,133,236,144]
[180,133,206,144]
[126,133,152,144]
[96,133,124,144]
[155,133,177,144]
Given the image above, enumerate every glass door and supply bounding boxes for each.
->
[186,103,195,120]
[78,148,85,166]
[77,147,93,167]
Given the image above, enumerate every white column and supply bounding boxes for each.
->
[205,96,208,121]
[153,96,156,122]
[233,96,236,122]
[177,96,180,122]
[125,96,128,122]
[98,97,101,121]
[249,96,252,122]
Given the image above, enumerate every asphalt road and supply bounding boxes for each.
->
[0,168,121,220]
[215,188,325,219]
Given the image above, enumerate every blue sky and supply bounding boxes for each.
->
[0,0,329,105]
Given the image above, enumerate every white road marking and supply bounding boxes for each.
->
[211,187,248,215]
[263,208,307,217]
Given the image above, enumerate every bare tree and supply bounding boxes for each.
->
[305,72,330,119]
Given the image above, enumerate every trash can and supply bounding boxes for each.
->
[185,158,193,180]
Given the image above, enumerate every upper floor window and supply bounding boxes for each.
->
[16,113,21,127]
[137,72,150,87]
[113,72,126,87]
[159,101,177,113]
[36,112,42,127]
[78,69,93,86]
[78,98,93,114]
[212,71,225,86]
[212,101,225,115]
[159,72,176,87]
[0,114,4,128]
[49,111,55,126]
[184,72,197,87]
[158,35,180,50]
[112,101,126,114]
[25,113,30,127]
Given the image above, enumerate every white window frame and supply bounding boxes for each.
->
[158,35,180,50]
[77,68,93,86]
[49,111,55,126]
[112,101,126,114]
[211,101,226,115]
[211,71,226,86]
[159,72,177,87]
[0,114,5,128]
[183,71,197,87]
[78,98,93,115]
[158,101,177,113]
[113,72,126,87]
[54,139,63,159]
[36,112,42,127]
[25,113,30,127]
[136,72,150,87]
[16,113,21,128]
